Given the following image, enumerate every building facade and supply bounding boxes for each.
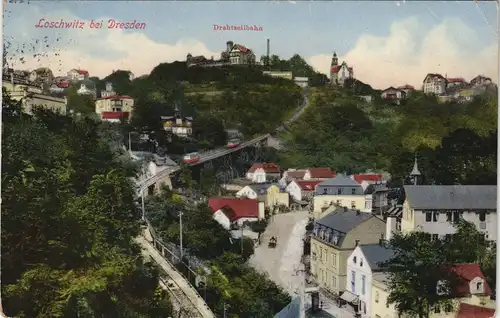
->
[95,95,134,114]
[423,73,446,95]
[160,106,193,138]
[67,69,89,82]
[330,52,353,86]
[345,243,395,317]
[310,208,386,295]
[400,185,497,241]
[313,176,372,218]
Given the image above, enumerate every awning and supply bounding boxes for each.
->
[340,291,359,305]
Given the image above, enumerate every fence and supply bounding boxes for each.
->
[144,219,215,316]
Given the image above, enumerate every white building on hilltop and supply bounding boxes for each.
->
[330,52,353,86]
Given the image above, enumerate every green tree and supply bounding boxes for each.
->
[383,232,454,318]
[2,92,171,317]
[384,220,496,318]
[65,85,95,114]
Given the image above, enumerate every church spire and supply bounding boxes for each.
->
[409,153,421,185]
[331,51,338,66]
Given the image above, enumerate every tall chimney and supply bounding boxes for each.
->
[266,38,270,66]
[385,216,397,241]
[355,239,360,247]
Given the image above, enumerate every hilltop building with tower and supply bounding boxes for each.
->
[329,52,353,86]
[186,40,256,68]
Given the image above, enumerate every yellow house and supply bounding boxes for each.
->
[371,273,400,318]
[313,194,371,219]
[3,78,67,114]
[95,95,134,114]
[236,184,289,208]
[310,208,386,295]
[371,264,495,318]
[313,176,373,219]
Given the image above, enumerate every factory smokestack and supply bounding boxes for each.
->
[266,39,270,67]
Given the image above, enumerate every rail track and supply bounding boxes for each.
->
[157,268,203,318]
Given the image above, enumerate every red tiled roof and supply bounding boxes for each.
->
[331,66,341,73]
[248,163,280,173]
[452,263,492,296]
[307,168,336,179]
[101,111,130,120]
[208,197,259,221]
[77,69,88,75]
[456,303,495,318]
[102,95,132,100]
[235,44,250,53]
[398,84,415,90]
[295,180,322,191]
[424,73,445,82]
[331,65,353,74]
[447,77,466,83]
[55,81,69,88]
[382,86,402,93]
[353,174,383,184]
[286,170,306,179]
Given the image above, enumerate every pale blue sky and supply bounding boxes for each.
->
[3,1,498,88]
[5,1,496,59]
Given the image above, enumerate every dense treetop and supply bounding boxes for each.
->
[278,86,497,185]
[2,89,171,317]
[87,60,305,154]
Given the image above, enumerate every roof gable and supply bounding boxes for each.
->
[208,197,259,220]
[248,163,280,173]
[248,183,277,194]
[316,208,375,233]
[352,174,383,184]
[359,243,395,271]
[317,175,361,187]
[295,180,322,191]
[424,73,445,82]
[456,303,495,318]
[307,168,336,178]
[451,263,492,296]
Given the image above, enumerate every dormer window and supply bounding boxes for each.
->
[477,281,483,291]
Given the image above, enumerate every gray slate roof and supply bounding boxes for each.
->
[316,207,373,233]
[318,175,361,187]
[249,183,278,194]
[404,185,497,210]
[359,243,395,271]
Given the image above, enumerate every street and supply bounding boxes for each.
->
[249,211,356,318]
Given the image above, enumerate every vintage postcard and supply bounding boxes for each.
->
[2,1,498,318]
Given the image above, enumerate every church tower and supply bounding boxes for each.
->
[409,153,421,185]
[330,52,339,85]
[331,51,338,66]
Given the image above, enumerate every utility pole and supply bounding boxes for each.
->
[128,131,132,152]
[240,226,244,255]
[141,188,145,221]
[179,211,184,261]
